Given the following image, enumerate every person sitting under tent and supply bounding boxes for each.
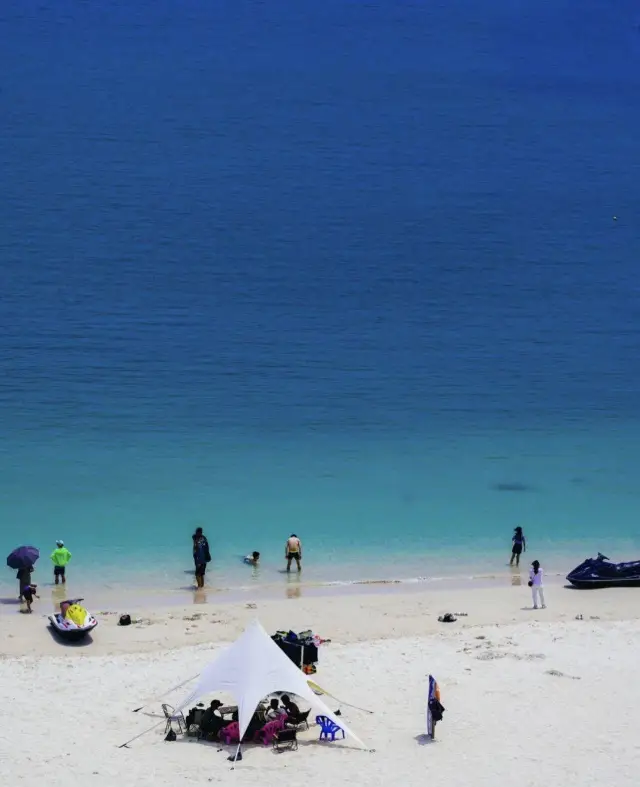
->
[265,698,287,721]
[281,694,302,725]
[200,700,226,739]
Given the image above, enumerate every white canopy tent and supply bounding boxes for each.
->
[173,620,364,747]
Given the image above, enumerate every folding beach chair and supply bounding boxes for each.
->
[162,704,186,737]
[273,728,298,753]
[291,708,311,731]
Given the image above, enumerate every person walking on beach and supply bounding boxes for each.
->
[22,581,39,613]
[17,566,38,611]
[285,534,302,572]
[51,540,72,585]
[510,526,526,566]
[528,560,546,609]
[192,527,211,588]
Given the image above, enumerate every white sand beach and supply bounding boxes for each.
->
[2,584,640,786]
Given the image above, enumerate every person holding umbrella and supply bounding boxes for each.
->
[6,545,40,601]
[17,566,32,601]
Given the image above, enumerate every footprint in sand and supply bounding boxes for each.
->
[476,652,507,661]
[546,669,581,680]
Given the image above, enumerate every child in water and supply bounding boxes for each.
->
[244,551,260,565]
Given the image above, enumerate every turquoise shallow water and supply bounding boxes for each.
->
[1,1,640,601]
[2,421,640,599]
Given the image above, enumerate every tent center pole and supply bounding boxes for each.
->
[230,742,242,769]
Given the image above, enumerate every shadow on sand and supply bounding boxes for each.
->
[46,624,95,648]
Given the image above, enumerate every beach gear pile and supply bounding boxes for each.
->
[271,630,323,674]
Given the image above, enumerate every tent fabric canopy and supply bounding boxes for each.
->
[174,619,364,746]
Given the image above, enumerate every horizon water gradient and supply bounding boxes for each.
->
[2,0,640,599]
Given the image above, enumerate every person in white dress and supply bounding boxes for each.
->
[528,560,546,609]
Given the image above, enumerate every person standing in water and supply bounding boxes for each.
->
[285,534,302,572]
[51,540,72,585]
[192,527,211,588]
[510,526,526,566]
[528,560,546,609]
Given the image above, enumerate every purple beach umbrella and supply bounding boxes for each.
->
[6,545,40,570]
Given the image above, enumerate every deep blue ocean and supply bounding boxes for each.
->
[1,0,640,598]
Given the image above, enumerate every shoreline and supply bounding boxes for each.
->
[0,560,575,616]
[2,533,631,613]
[2,577,639,658]
[3,536,636,605]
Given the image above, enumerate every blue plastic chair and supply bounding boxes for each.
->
[316,715,345,742]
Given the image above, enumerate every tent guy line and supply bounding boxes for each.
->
[118,718,166,749]
[132,674,200,712]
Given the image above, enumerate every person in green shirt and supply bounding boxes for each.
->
[51,540,72,585]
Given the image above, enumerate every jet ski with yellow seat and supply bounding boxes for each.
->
[48,598,98,641]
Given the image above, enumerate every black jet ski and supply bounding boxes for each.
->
[566,553,640,589]
[48,598,98,641]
